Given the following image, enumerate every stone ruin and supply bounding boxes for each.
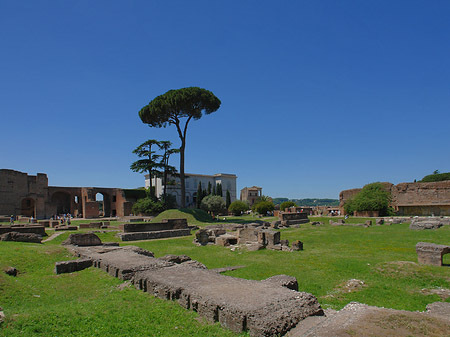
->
[57,233,323,336]
[277,211,309,227]
[194,223,303,252]
[416,242,450,266]
[0,232,42,243]
[117,218,191,241]
[410,217,448,230]
[329,219,375,227]
[0,224,46,237]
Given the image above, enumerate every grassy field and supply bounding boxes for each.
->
[1,214,449,336]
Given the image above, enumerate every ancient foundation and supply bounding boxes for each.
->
[0,225,46,236]
[416,242,450,266]
[117,218,191,241]
[63,234,323,336]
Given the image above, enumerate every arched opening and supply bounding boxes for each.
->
[95,193,104,217]
[21,198,35,217]
[51,192,71,215]
[94,192,111,217]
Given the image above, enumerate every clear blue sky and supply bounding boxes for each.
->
[1,1,449,199]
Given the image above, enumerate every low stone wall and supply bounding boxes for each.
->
[118,228,191,241]
[68,243,324,336]
[55,259,93,274]
[278,212,309,226]
[0,225,46,236]
[38,220,59,227]
[119,218,188,233]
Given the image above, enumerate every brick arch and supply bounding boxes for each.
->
[21,198,35,217]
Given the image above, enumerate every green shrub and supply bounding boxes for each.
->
[228,200,249,216]
[280,201,296,211]
[132,197,164,215]
[344,182,391,216]
[421,172,450,182]
[254,200,274,215]
[200,195,225,215]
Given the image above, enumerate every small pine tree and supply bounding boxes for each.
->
[226,190,231,209]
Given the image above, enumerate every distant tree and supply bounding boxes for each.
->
[252,195,273,212]
[421,172,450,182]
[207,182,212,195]
[139,87,221,207]
[254,201,274,215]
[201,195,226,217]
[254,195,272,204]
[216,184,221,196]
[157,141,179,202]
[130,139,163,199]
[228,200,249,216]
[344,182,391,216]
[280,201,296,211]
[212,184,216,196]
[196,182,203,209]
[225,190,231,209]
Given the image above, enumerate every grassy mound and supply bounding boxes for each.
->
[151,208,213,225]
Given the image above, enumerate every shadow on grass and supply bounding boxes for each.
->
[178,208,214,223]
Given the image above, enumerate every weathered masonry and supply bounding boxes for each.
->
[340,181,450,216]
[0,169,141,219]
[65,237,324,337]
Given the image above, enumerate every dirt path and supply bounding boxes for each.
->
[42,232,64,243]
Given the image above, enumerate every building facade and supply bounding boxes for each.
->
[240,186,263,206]
[145,173,237,208]
[0,169,137,219]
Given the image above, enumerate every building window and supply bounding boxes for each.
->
[112,195,117,202]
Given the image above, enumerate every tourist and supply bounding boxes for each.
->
[10,215,14,224]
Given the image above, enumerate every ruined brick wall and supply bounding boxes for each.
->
[1,170,138,219]
[339,180,450,216]
[393,181,450,216]
[0,169,48,218]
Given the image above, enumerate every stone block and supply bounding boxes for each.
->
[237,227,259,244]
[195,229,210,245]
[55,259,93,274]
[245,242,264,251]
[263,274,298,291]
[216,234,238,246]
[119,229,191,241]
[0,232,42,243]
[416,242,450,266]
[365,220,372,226]
[410,219,443,230]
[63,233,102,246]
[292,240,303,251]
[5,266,18,276]
[376,218,384,225]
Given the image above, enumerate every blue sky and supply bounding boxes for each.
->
[1,1,449,199]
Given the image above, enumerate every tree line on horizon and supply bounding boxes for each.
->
[272,198,339,207]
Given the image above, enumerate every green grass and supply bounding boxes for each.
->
[1,216,450,336]
[151,208,214,225]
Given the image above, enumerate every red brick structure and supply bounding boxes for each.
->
[0,169,137,219]
[339,181,450,216]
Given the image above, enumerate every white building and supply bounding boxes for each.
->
[145,173,237,208]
